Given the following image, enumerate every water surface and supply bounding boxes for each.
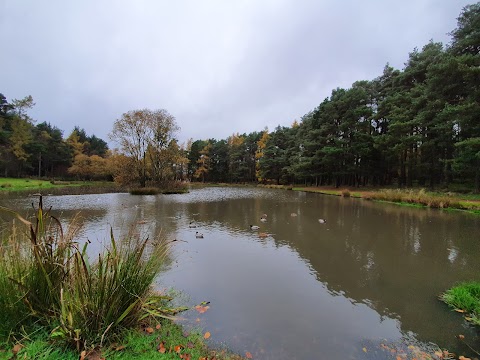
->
[1,187,479,359]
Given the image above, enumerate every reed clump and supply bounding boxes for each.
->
[160,180,190,194]
[130,181,189,195]
[440,281,480,326]
[341,189,351,197]
[0,197,182,351]
[129,187,160,195]
[366,189,467,210]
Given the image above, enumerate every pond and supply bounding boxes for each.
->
[1,187,479,359]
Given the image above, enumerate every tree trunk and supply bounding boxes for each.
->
[38,152,42,178]
[475,166,480,194]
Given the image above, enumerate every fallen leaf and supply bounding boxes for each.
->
[204,331,211,339]
[459,356,472,360]
[183,331,190,337]
[145,327,154,334]
[115,345,126,351]
[196,318,201,322]
[246,351,253,358]
[80,350,86,360]
[455,309,466,313]
[458,334,465,340]
[187,342,194,349]
[174,345,183,353]
[158,342,166,353]
[155,324,161,330]
[363,347,367,353]
[12,344,24,356]
[194,305,210,314]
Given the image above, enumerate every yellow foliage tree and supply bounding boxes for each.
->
[255,129,269,181]
[194,142,212,182]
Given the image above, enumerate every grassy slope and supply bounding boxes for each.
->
[0,319,244,360]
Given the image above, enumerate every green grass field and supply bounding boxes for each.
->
[0,178,115,193]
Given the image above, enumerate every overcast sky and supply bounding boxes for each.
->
[0,0,473,147]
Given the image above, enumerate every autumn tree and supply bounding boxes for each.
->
[227,133,246,182]
[194,142,212,182]
[107,150,138,185]
[68,154,110,180]
[109,108,180,187]
[255,129,269,182]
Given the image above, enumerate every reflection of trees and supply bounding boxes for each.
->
[269,194,480,349]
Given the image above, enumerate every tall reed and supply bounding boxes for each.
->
[366,189,466,209]
[0,221,31,338]
[0,196,181,351]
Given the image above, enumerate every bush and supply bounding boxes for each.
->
[341,189,351,197]
[0,183,12,188]
[130,187,160,195]
[441,281,480,326]
[160,180,190,194]
[0,197,181,351]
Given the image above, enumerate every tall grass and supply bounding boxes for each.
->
[0,196,181,351]
[440,282,480,326]
[130,187,160,195]
[366,189,467,209]
[0,222,31,339]
[129,181,190,195]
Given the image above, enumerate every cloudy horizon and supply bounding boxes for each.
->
[0,0,473,148]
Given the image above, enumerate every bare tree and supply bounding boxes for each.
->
[109,108,179,187]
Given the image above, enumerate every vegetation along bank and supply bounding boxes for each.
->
[0,4,479,193]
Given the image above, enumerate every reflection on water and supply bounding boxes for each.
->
[1,188,479,359]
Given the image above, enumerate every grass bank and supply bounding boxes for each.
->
[0,178,120,195]
[0,319,243,360]
[440,282,480,357]
[293,186,480,213]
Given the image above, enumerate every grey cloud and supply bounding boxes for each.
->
[0,0,472,146]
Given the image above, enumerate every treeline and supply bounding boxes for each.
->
[187,3,480,191]
[0,94,109,179]
[2,4,478,191]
